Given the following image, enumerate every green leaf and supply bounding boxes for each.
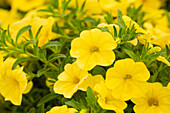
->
[42,41,61,48]
[12,57,33,70]
[117,16,126,30]
[48,54,66,63]
[38,104,44,113]
[0,30,7,46]
[23,40,36,52]
[16,25,31,43]
[146,52,164,65]
[37,68,51,78]
[118,10,122,17]
[35,26,43,40]
[86,87,101,112]
[37,93,59,107]
[92,66,106,77]
[27,108,35,113]
[124,49,139,61]
[65,100,82,110]
[113,26,117,37]
[104,12,114,24]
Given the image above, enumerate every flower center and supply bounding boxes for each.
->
[124,74,132,79]
[91,47,99,52]
[73,77,80,84]
[148,98,159,106]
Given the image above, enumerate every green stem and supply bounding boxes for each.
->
[8,46,58,70]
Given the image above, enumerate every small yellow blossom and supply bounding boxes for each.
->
[46,105,77,113]
[53,62,90,98]
[10,16,58,47]
[144,22,170,48]
[0,8,21,28]
[132,83,170,113]
[0,67,27,105]
[134,0,161,13]
[70,28,117,70]
[99,0,130,17]
[94,81,127,113]
[105,58,150,100]
[11,0,47,12]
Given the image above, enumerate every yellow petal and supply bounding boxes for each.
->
[53,81,78,98]
[157,56,170,66]
[23,81,33,94]
[79,74,104,91]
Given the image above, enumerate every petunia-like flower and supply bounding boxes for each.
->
[0,67,27,105]
[10,16,58,47]
[94,81,127,113]
[46,105,77,113]
[105,58,150,100]
[70,28,117,70]
[53,62,90,98]
[79,74,104,92]
[131,83,170,113]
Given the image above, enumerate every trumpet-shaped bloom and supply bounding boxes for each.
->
[12,0,47,12]
[70,28,117,70]
[105,58,150,100]
[53,62,90,98]
[10,16,57,47]
[94,81,127,113]
[0,8,21,28]
[0,67,27,105]
[46,105,77,113]
[132,83,170,113]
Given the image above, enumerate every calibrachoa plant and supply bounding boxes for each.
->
[0,0,170,113]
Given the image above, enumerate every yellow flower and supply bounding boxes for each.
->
[53,62,90,98]
[0,56,27,105]
[23,81,33,94]
[134,0,161,13]
[144,22,170,48]
[94,81,127,113]
[70,28,117,70]
[105,58,150,100]
[99,0,131,17]
[0,67,27,105]
[67,0,103,15]
[11,0,47,12]
[0,8,21,28]
[131,83,170,113]
[46,105,77,113]
[10,16,58,47]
